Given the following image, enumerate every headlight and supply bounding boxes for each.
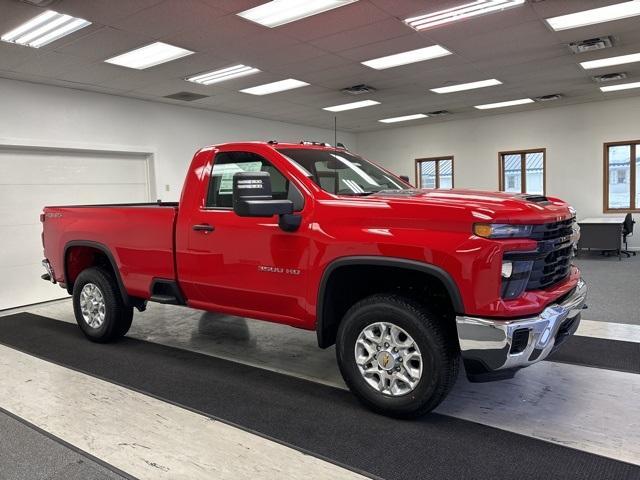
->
[474,223,533,239]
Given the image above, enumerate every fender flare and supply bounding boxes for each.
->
[63,240,132,306]
[316,256,464,348]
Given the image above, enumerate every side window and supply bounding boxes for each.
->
[206,151,303,210]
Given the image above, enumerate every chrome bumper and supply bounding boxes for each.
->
[456,278,587,380]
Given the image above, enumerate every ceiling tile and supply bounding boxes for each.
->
[112,0,227,39]
[11,51,88,78]
[165,15,266,53]
[56,0,165,24]
[309,17,412,53]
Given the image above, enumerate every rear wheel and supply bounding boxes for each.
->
[336,294,459,418]
[72,267,133,343]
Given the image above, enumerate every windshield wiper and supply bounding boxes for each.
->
[338,191,380,196]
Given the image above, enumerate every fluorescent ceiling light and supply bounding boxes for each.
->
[405,0,525,31]
[323,100,380,112]
[105,42,194,70]
[601,81,640,92]
[187,65,260,85]
[546,1,640,31]
[237,0,358,28]
[379,114,428,123]
[1,10,91,48]
[474,98,534,110]
[362,45,451,70]
[431,78,502,94]
[580,52,640,70]
[240,78,309,95]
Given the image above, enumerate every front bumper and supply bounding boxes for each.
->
[456,278,587,382]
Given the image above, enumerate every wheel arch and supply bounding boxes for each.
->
[316,256,464,348]
[63,240,132,306]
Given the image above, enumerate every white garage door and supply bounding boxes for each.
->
[0,146,152,310]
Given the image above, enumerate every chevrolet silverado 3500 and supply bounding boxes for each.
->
[41,141,586,417]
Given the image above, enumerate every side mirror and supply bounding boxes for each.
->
[232,171,294,218]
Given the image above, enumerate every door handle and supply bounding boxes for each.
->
[192,224,215,233]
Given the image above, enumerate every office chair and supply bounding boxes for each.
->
[622,213,636,257]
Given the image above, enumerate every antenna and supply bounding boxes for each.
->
[334,116,337,153]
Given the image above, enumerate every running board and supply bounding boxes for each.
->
[149,278,186,306]
[149,294,181,305]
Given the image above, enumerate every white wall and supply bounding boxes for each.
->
[0,78,356,201]
[356,97,640,248]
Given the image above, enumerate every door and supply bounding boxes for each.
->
[179,149,310,325]
[0,146,151,310]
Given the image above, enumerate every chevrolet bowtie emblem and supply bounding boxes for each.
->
[381,353,390,367]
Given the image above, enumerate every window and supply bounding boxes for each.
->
[277,148,407,195]
[499,149,545,195]
[415,157,454,189]
[206,151,302,209]
[604,141,640,212]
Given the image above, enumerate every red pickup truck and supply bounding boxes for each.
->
[41,141,586,417]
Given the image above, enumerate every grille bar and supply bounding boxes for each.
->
[505,218,576,291]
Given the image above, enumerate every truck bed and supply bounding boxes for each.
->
[42,203,179,299]
[43,202,179,208]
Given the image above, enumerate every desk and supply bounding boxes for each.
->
[577,217,625,260]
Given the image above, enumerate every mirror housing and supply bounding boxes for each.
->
[232,171,294,218]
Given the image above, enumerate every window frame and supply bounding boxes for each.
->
[498,148,546,195]
[603,140,640,213]
[414,156,455,189]
[204,150,294,211]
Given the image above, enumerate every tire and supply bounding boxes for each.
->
[72,267,133,343]
[336,294,459,418]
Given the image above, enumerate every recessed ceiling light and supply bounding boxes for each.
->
[580,52,640,70]
[405,0,525,31]
[1,10,91,48]
[186,65,260,85]
[323,100,380,112]
[379,114,428,123]
[474,98,534,110]
[240,78,309,95]
[431,78,502,94]
[601,81,640,92]
[546,1,640,31]
[105,42,194,69]
[362,45,451,70]
[237,0,358,28]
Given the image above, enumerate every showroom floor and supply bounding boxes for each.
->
[0,254,639,479]
[574,253,640,325]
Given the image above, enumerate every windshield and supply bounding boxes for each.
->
[277,148,407,195]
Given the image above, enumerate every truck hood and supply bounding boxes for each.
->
[367,188,573,224]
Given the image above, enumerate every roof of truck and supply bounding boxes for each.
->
[211,141,348,150]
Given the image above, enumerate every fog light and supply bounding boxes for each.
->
[501,261,513,278]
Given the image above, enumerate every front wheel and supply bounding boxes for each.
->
[72,267,133,343]
[336,294,459,418]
